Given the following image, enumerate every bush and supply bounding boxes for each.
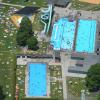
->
[27,36,39,50]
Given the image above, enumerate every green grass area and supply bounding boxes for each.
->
[49,65,63,100]
[16,65,26,99]
[71,0,100,11]
[22,98,58,100]
[2,0,47,7]
[67,77,86,96]
[32,13,44,32]
[67,77,99,100]
[49,65,62,78]
[50,81,63,100]
[0,6,17,100]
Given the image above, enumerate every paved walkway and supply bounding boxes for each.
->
[0,2,25,8]
[60,52,71,100]
[66,72,86,78]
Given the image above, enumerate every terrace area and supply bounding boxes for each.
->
[2,0,47,7]
[0,5,18,100]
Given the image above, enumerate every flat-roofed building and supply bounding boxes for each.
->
[48,0,70,7]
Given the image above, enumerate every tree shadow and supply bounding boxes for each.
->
[0,86,6,100]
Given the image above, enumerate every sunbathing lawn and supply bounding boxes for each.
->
[0,52,16,100]
[67,77,86,96]
[0,6,17,100]
[32,13,44,32]
[16,65,26,99]
[49,65,62,78]
[2,0,47,7]
[67,77,98,100]
[71,0,100,11]
[49,65,63,100]
[50,81,63,100]
[0,4,50,100]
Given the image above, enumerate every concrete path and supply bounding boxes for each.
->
[66,72,86,78]
[60,52,71,100]
[0,2,25,8]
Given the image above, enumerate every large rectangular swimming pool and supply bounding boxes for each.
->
[76,20,97,53]
[51,18,76,50]
[28,63,47,96]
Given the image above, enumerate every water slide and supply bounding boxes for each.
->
[41,4,52,34]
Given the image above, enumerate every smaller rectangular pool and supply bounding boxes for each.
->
[28,63,47,96]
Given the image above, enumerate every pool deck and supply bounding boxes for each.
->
[73,17,79,51]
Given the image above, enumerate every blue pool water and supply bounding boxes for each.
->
[76,20,97,53]
[28,63,47,96]
[51,17,97,53]
[51,18,76,50]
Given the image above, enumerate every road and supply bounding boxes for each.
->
[0,2,25,8]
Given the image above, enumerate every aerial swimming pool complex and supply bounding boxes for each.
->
[27,63,47,97]
[51,17,97,53]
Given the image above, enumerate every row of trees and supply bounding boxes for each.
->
[86,63,100,92]
[16,16,38,50]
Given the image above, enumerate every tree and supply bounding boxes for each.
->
[16,31,30,46]
[0,86,6,100]
[16,16,33,46]
[86,64,100,92]
[20,16,33,35]
[97,94,100,100]
[27,36,38,50]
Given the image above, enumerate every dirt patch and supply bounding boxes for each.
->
[79,0,100,4]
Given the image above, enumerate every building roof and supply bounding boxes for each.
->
[48,0,69,7]
[14,6,40,15]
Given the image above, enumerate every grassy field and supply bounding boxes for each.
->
[49,65,62,78]
[2,0,47,7]
[0,6,17,100]
[32,13,44,32]
[67,77,98,100]
[16,65,26,99]
[49,65,63,100]
[0,52,16,100]
[50,81,63,100]
[0,4,48,100]
[71,0,100,11]
[0,3,51,100]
